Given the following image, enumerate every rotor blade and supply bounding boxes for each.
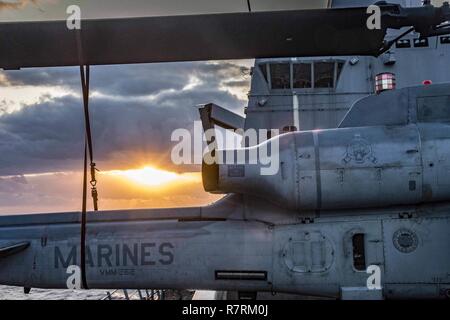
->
[0,0,332,21]
[0,7,385,69]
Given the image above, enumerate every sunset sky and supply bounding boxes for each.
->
[0,0,255,214]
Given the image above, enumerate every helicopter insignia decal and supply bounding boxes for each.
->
[393,229,419,253]
[343,134,377,165]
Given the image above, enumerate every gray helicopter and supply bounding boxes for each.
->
[0,0,450,300]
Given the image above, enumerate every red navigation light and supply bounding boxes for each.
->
[375,73,396,94]
[422,80,432,85]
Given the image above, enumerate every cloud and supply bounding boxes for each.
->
[0,61,251,175]
[0,170,222,214]
[3,61,250,98]
[0,60,250,213]
[0,0,38,11]
[0,73,10,86]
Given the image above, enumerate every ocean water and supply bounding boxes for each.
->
[0,286,193,300]
[0,285,107,300]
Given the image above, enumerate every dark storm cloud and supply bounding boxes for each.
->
[0,61,250,175]
[0,95,187,174]
[2,62,250,98]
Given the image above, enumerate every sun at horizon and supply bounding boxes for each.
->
[102,165,201,188]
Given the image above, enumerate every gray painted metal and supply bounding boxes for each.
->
[0,195,449,298]
[207,85,450,213]
[199,103,245,131]
[0,242,30,259]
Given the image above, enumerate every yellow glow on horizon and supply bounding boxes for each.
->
[102,166,200,187]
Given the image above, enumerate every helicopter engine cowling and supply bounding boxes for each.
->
[203,124,450,211]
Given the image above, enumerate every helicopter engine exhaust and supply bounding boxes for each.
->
[203,124,450,211]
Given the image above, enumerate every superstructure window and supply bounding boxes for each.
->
[270,63,290,89]
[413,38,429,48]
[314,62,334,88]
[258,60,344,90]
[282,125,297,133]
[441,36,450,44]
[293,63,312,88]
[259,63,268,82]
[352,233,366,271]
[396,39,411,48]
[336,62,344,84]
